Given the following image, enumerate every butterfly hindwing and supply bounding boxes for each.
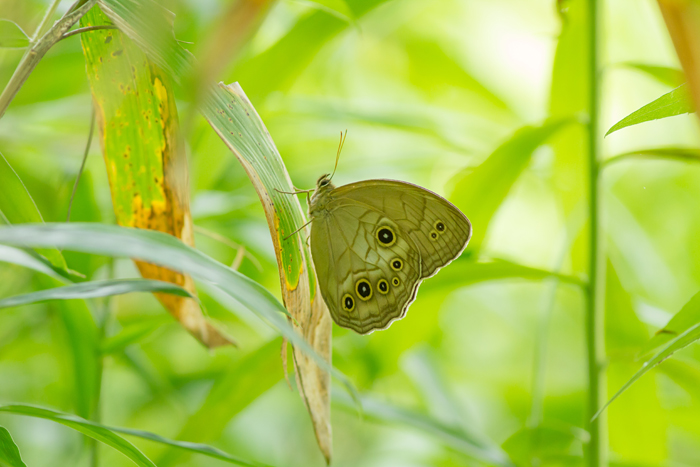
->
[310,203,422,334]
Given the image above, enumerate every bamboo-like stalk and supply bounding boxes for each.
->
[586,0,606,465]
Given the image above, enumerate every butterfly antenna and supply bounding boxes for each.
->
[330,129,347,181]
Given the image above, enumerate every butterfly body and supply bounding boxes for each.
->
[307,174,471,334]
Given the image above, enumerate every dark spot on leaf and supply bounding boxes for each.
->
[105,36,112,44]
[112,49,123,56]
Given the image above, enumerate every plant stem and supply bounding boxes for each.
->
[586,0,606,465]
[0,0,97,120]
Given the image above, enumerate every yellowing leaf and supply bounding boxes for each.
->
[80,6,232,348]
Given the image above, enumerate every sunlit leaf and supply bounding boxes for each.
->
[622,62,686,88]
[0,279,192,309]
[449,119,573,251]
[657,0,700,116]
[640,289,700,356]
[0,426,26,467]
[605,84,694,136]
[301,0,354,21]
[80,6,231,348]
[0,405,156,467]
[0,20,29,49]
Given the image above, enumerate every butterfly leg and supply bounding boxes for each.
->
[274,188,313,196]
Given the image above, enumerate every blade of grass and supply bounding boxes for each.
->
[0,245,70,282]
[594,319,700,420]
[100,316,172,354]
[620,62,686,87]
[0,426,26,467]
[0,279,193,309]
[0,151,67,270]
[0,405,156,467]
[0,223,358,402]
[639,289,700,357]
[605,84,693,136]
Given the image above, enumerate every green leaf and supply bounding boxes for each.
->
[502,425,584,467]
[158,339,283,466]
[621,62,686,88]
[0,404,265,466]
[0,152,67,270]
[0,223,356,399]
[449,119,573,251]
[0,405,156,467]
[0,279,193,309]
[606,84,694,136]
[0,426,26,467]
[333,391,513,467]
[297,0,355,21]
[0,20,29,49]
[595,290,700,419]
[422,257,584,293]
[100,316,172,354]
[0,245,69,282]
[640,289,700,357]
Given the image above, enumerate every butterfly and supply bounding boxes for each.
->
[284,133,472,334]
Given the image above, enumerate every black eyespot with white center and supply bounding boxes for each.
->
[392,277,401,287]
[434,220,446,232]
[377,278,389,294]
[376,226,396,247]
[341,293,355,312]
[390,258,403,271]
[429,230,438,241]
[355,279,373,301]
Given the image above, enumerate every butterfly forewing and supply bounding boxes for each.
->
[332,180,472,278]
[310,203,422,334]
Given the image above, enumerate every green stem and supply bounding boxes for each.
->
[586,0,606,465]
[32,0,63,41]
[0,0,97,120]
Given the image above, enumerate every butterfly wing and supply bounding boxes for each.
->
[310,202,422,334]
[331,179,472,278]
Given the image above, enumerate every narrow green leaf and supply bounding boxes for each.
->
[100,316,172,354]
[422,257,584,293]
[604,147,700,167]
[502,425,584,466]
[0,151,67,270]
[0,20,29,49]
[300,0,355,21]
[622,62,686,88]
[0,245,69,282]
[449,119,573,251]
[333,391,513,467]
[0,405,156,467]
[0,223,357,400]
[595,302,700,419]
[158,339,282,466]
[0,426,26,467]
[640,289,700,356]
[0,279,193,309]
[606,84,694,136]
[0,404,265,466]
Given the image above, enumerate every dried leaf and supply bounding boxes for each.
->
[203,83,333,463]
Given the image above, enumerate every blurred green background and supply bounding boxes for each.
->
[1,0,700,466]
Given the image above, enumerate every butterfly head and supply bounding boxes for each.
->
[316,173,335,191]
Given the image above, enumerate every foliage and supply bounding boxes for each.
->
[2,0,700,466]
